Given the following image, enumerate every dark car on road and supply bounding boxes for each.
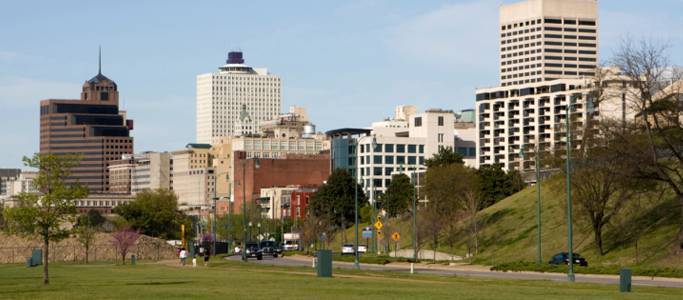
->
[549,252,588,267]
[259,240,282,258]
[245,242,263,260]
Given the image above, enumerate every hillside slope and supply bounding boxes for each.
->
[452,177,681,268]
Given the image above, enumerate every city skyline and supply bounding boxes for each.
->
[1,0,682,168]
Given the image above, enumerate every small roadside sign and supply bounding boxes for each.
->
[374,220,383,230]
[391,232,400,242]
[362,227,372,239]
[377,231,384,239]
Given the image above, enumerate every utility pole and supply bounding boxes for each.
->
[566,101,575,282]
[370,136,377,255]
[354,141,360,270]
[241,158,248,262]
[411,170,417,263]
[535,144,542,265]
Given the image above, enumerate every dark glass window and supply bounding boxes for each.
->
[414,117,422,127]
[438,116,444,126]
[397,156,405,164]
[385,144,394,153]
[385,156,394,164]
[385,167,393,175]
[408,156,417,165]
[374,155,382,164]
[100,92,109,101]
[397,144,405,153]
[374,167,382,176]
[419,145,424,153]
[408,145,417,153]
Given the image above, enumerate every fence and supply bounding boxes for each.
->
[0,241,178,264]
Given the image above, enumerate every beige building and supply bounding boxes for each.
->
[171,144,215,212]
[131,151,171,194]
[1,171,38,207]
[499,0,598,87]
[259,186,298,220]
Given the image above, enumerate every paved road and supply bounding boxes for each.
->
[225,255,683,288]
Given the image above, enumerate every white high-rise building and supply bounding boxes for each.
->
[196,51,281,144]
[476,0,605,172]
[499,0,598,87]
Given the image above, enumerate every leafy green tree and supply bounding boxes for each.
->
[477,163,524,207]
[113,189,189,239]
[424,147,464,168]
[422,164,463,261]
[381,174,415,218]
[77,210,105,228]
[3,154,88,284]
[74,221,97,264]
[309,169,366,229]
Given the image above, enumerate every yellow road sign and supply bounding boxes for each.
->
[391,232,400,242]
[374,220,383,230]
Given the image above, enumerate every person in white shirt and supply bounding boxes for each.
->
[179,248,188,266]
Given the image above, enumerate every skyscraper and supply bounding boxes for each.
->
[196,51,281,144]
[499,0,598,86]
[39,51,134,192]
[476,0,601,171]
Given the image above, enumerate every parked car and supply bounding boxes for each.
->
[548,252,588,267]
[259,240,282,258]
[282,240,300,251]
[357,245,367,254]
[341,244,355,256]
[245,242,263,260]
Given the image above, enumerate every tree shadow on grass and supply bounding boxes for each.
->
[125,281,192,285]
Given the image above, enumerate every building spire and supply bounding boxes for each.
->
[98,45,102,75]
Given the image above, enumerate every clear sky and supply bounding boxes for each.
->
[1,0,682,168]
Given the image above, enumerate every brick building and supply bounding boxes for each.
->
[39,53,133,192]
[290,189,316,220]
[232,151,329,215]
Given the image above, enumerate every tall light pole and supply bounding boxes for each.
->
[411,168,417,262]
[241,158,248,262]
[370,135,377,255]
[566,100,575,282]
[535,143,542,265]
[212,194,217,256]
[354,140,360,269]
[240,156,260,262]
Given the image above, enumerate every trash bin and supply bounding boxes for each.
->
[316,250,332,277]
[26,257,33,267]
[31,248,42,266]
[619,268,632,293]
[131,255,137,265]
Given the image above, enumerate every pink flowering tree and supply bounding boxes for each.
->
[111,227,140,264]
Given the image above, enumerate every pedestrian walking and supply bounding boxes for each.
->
[179,248,187,266]
[203,251,210,266]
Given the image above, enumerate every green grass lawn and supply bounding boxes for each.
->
[0,260,680,300]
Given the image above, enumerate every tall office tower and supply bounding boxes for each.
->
[40,53,134,192]
[499,0,598,86]
[196,51,281,144]
[477,0,602,172]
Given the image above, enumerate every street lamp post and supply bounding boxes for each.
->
[212,195,217,256]
[241,156,260,262]
[411,168,417,263]
[535,144,542,265]
[566,101,575,282]
[370,136,377,255]
[354,141,360,270]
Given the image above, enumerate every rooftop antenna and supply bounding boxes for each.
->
[98,45,102,75]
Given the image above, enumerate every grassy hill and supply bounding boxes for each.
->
[329,176,681,271]
[456,177,681,269]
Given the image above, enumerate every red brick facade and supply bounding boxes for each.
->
[232,151,330,215]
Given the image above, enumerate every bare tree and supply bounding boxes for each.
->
[610,39,683,250]
[112,227,140,264]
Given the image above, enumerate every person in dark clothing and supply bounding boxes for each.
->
[203,251,210,266]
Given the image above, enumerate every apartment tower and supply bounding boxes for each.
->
[196,51,281,144]
[476,0,599,171]
[39,52,134,192]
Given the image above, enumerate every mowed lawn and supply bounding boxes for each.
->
[0,260,680,300]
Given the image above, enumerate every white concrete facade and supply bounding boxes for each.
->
[499,0,598,86]
[131,151,171,194]
[196,52,281,144]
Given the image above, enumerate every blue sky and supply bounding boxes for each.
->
[1,0,682,168]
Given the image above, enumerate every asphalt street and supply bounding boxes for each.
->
[225,254,683,288]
